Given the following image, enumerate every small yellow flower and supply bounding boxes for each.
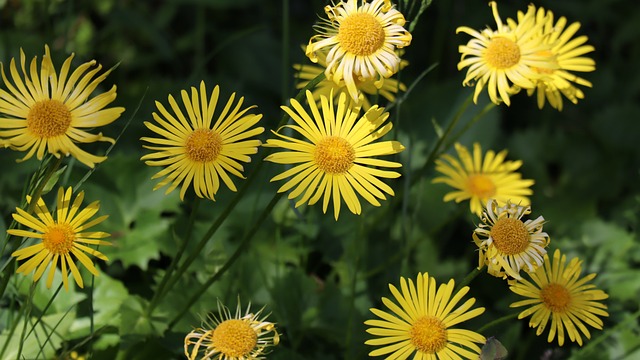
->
[184,300,279,360]
[306,0,412,101]
[141,81,264,201]
[264,90,404,220]
[8,187,111,290]
[456,2,554,106]
[432,142,534,217]
[365,273,486,359]
[0,45,124,167]
[473,199,550,280]
[510,249,609,346]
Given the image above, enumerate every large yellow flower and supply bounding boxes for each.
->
[456,2,554,106]
[365,273,486,359]
[141,81,264,201]
[294,47,407,111]
[184,300,279,360]
[306,0,411,101]
[0,45,124,168]
[8,187,111,290]
[510,249,609,346]
[473,199,550,280]
[520,6,596,110]
[264,90,404,220]
[432,142,534,217]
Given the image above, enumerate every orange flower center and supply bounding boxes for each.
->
[467,174,496,199]
[314,136,356,174]
[27,100,72,138]
[485,37,520,69]
[43,223,75,255]
[185,129,223,163]
[338,13,386,56]
[410,316,448,354]
[490,217,530,255]
[211,319,257,357]
[540,283,572,313]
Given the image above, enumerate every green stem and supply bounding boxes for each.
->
[476,312,519,334]
[14,282,36,360]
[167,193,283,330]
[443,101,497,151]
[148,197,201,314]
[455,266,483,293]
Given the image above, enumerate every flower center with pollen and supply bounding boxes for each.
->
[43,224,76,255]
[540,283,572,313]
[185,129,223,163]
[27,100,72,138]
[338,13,386,56]
[485,37,521,69]
[314,136,356,174]
[410,316,448,354]
[490,217,530,255]
[467,174,496,199]
[212,319,257,357]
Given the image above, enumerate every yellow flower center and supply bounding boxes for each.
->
[337,12,386,56]
[540,283,572,313]
[485,37,520,69]
[211,319,258,358]
[185,129,223,163]
[490,217,530,255]
[43,223,75,255]
[314,136,356,174]
[26,100,72,138]
[467,174,496,199]
[410,316,448,354]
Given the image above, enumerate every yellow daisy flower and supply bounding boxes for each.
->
[0,45,124,168]
[365,273,486,359]
[294,47,407,111]
[473,199,550,280]
[8,187,111,290]
[456,2,554,106]
[432,142,534,217]
[264,90,405,220]
[306,0,412,101]
[184,300,279,360]
[521,6,596,110]
[141,81,264,201]
[510,249,609,346]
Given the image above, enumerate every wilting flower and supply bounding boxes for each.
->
[519,6,596,110]
[473,199,550,280]
[510,249,609,346]
[184,300,279,360]
[0,45,124,167]
[456,2,554,106]
[432,142,534,217]
[365,273,486,359]
[306,0,412,101]
[8,187,111,290]
[294,47,407,111]
[264,90,404,220]
[141,81,264,201]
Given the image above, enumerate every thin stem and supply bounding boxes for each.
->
[15,282,37,360]
[454,266,482,293]
[443,102,497,151]
[167,193,283,330]
[476,312,519,334]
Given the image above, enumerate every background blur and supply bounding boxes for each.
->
[0,0,638,359]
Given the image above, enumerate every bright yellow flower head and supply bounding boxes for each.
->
[306,0,411,102]
[184,300,279,360]
[365,273,486,359]
[8,187,111,290]
[141,81,264,201]
[510,249,609,346]
[0,45,124,167]
[456,2,555,106]
[432,142,534,217]
[473,199,550,280]
[264,90,404,220]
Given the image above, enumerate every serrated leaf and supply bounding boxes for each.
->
[119,295,168,338]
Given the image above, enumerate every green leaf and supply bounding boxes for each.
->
[119,295,168,338]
